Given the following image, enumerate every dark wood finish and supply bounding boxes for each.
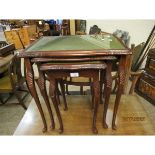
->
[133,25,155,71]
[0,42,15,56]
[61,20,70,35]
[59,78,68,110]
[145,49,155,77]
[136,48,155,104]
[17,35,131,132]
[129,71,142,94]
[24,58,47,132]
[31,56,117,62]
[102,61,112,128]
[0,55,28,109]
[39,63,107,134]
[112,55,126,130]
[36,65,55,129]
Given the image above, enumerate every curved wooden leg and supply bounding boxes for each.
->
[56,81,61,105]
[25,58,47,132]
[59,79,68,111]
[37,70,55,130]
[112,56,126,130]
[92,73,100,134]
[100,70,105,104]
[102,62,112,129]
[23,59,29,90]
[49,78,63,133]
[112,87,123,130]
[90,85,94,109]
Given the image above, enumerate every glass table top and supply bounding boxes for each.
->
[26,35,126,52]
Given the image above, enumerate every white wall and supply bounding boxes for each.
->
[86,20,155,46]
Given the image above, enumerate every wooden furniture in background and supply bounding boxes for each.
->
[135,48,155,104]
[0,55,28,109]
[0,41,15,56]
[112,43,145,94]
[133,25,155,72]
[75,20,86,34]
[4,28,30,49]
[0,54,14,75]
[4,24,46,49]
[61,20,70,35]
[129,43,145,94]
[0,42,15,76]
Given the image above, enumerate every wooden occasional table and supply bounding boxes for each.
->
[17,34,131,132]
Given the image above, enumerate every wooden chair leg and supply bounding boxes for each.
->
[80,86,84,95]
[65,84,70,95]
[129,76,139,94]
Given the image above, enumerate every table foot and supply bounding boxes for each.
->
[102,122,108,129]
[112,123,117,130]
[42,127,47,133]
[50,124,55,130]
[92,127,98,134]
[58,128,64,134]
[64,107,68,111]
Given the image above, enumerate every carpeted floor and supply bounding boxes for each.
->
[0,89,32,135]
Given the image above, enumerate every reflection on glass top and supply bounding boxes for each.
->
[26,35,126,52]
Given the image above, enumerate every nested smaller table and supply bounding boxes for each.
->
[38,62,107,134]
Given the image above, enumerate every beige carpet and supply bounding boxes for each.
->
[14,94,155,135]
[1,84,155,135]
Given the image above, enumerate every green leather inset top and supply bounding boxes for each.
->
[26,35,125,52]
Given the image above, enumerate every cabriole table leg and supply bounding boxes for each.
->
[24,58,47,132]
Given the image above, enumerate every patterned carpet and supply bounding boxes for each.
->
[0,90,32,135]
